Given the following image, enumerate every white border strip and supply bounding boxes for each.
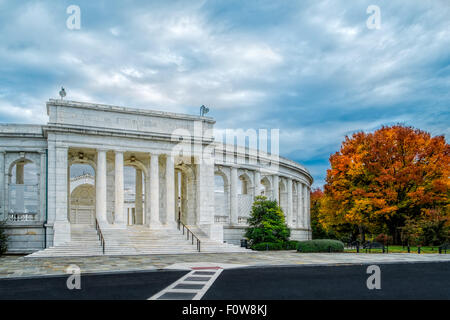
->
[148,269,223,300]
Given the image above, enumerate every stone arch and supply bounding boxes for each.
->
[215,167,229,190]
[214,170,229,194]
[8,157,28,178]
[68,157,97,172]
[238,171,254,218]
[279,178,288,214]
[69,162,96,224]
[8,157,39,217]
[260,176,272,198]
[124,159,148,178]
[70,174,95,194]
[279,178,286,192]
[214,168,230,223]
[69,183,95,225]
[8,157,38,184]
[238,172,253,195]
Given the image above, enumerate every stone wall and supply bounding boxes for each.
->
[4,224,45,253]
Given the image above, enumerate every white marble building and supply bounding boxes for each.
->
[0,99,312,254]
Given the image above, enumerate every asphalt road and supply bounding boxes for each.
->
[0,262,448,300]
[204,262,450,300]
[0,270,188,300]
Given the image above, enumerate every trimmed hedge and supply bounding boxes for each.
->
[297,239,344,253]
[284,240,299,250]
[252,242,284,251]
[251,240,299,251]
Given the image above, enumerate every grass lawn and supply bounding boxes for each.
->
[345,245,449,254]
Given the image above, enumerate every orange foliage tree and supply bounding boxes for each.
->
[320,125,449,243]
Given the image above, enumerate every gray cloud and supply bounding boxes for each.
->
[0,0,448,187]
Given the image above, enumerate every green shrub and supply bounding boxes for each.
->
[284,240,299,250]
[251,241,299,251]
[0,220,8,256]
[297,239,344,253]
[245,196,290,245]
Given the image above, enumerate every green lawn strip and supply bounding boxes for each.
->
[344,245,448,254]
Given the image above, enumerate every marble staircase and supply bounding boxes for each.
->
[27,224,251,257]
[27,224,104,257]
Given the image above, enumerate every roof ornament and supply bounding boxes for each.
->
[59,87,66,100]
[200,104,209,117]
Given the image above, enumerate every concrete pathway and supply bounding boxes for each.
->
[1,251,449,279]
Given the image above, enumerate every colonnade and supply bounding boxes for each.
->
[224,167,311,230]
[95,150,176,228]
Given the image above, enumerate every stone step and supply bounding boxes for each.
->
[27,224,252,257]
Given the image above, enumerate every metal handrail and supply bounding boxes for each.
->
[177,219,201,252]
[95,219,105,255]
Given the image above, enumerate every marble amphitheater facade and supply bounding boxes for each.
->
[0,99,312,253]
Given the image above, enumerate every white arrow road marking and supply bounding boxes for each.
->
[149,268,223,300]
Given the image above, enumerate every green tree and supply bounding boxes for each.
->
[420,208,449,245]
[245,196,290,245]
[400,216,423,246]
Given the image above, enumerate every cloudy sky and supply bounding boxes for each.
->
[0,0,449,187]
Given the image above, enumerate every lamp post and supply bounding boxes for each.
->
[200,105,209,116]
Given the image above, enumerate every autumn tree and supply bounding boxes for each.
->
[312,188,359,242]
[310,188,327,239]
[320,125,449,244]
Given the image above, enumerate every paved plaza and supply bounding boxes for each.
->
[1,251,449,279]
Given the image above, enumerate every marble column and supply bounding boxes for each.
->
[254,170,261,198]
[272,175,279,203]
[297,182,303,228]
[40,152,46,222]
[135,169,143,224]
[114,151,125,226]
[53,146,70,245]
[287,178,293,227]
[165,154,176,225]
[174,170,179,222]
[230,166,238,225]
[55,147,68,222]
[306,186,311,229]
[303,184,308,229]
[149,153,161,227]
[96,149,107,223]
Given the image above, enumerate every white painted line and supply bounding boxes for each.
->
[192,269,223,300]
[148,268,223,300]
[148,270,198,300]
[164,262,249,270]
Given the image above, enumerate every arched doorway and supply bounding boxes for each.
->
[69,163,96,225]
[8,158,39,221]
[238,173,253,218]
[260,176,272,199]
[214,170,229,223]
[279,179,287,213]
[175,163,197,225]
[70,183,95,225]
